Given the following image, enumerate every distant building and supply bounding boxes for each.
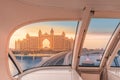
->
[15,28,74,51]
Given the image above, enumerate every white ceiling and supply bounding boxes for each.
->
[1,0,120,31]
[17,0,84,10]
[14,0,120,18]
[86,0,120,11]
[17,0,120,12]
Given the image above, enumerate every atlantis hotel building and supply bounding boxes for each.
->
[15,28,74,51]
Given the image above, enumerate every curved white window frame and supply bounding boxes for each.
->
[9,50,23,76]
[106,27,120,68]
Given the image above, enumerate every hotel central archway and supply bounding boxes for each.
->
[42,39,51,49]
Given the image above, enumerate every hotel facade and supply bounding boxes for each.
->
[15,29,74,51]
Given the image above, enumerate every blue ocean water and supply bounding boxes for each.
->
[16,56,42,70]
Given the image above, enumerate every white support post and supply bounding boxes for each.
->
[9,50,23,73]
[101,25,120,69]
[106,40,120,69]
[72,7,92,69]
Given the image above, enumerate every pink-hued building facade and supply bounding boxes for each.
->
[15,29,74,51]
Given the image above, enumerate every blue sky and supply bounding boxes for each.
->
[9,19,120,49]
[9,21,78,48]
[88,18,120,34]
[83,18,120,49]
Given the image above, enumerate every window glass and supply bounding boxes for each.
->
[111,50,120,67]
[79,18,120,67]
[9,21,78,71]
[9,56,19,77]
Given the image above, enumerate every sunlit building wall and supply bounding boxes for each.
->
[15,29,73,51]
